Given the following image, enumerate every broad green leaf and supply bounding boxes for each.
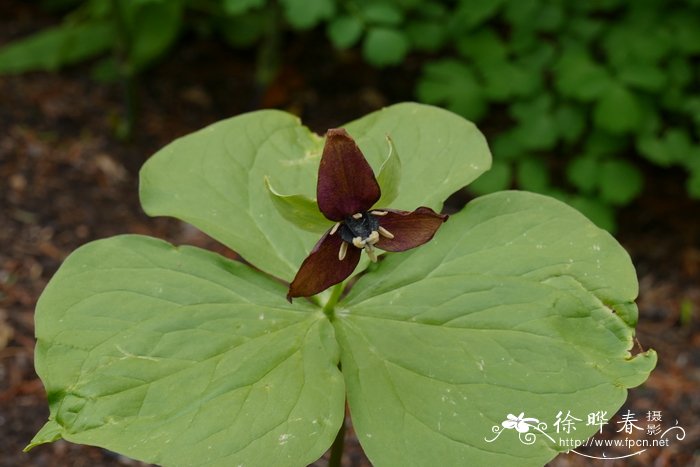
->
[566,155,599,194]
[327,15,364,49]
[516,157,549,192]
[281,0,335,29]
[125,1,184,70]
[510,94,550,121]
[450,0,504,32]
[467,160,511,195]
[363,3,404,26]
[510,96,558,151]
[503,0,540,28]
[555,47,613,101]
[490,131,523,161]
[668,12,700,54]
[456,29,507,66]
[688,168,700,199]
[602,22,670,68]
[686,97,700,127]
[667,58,693,91]
[0,21,114,74]
[567,195,616,232]
[362,27,410,67]
[573,0,623,13]
[264,177,329,233]
[223,0,266,15]
[405,20,445,52]
[554,104,586,143]
[375,136,401,207]
[508,25,537,54]
[531,2,564,32]
[569,17,604,43]
[140,104,491,282]
[219,10,268,48]
[28,235,344,466]
[636,128,696,167]
[335,191,655,466]
[584,129,627,157]
[415,2,447,19]
[140,110,320,282]
[617,63,667,92]
[512,111,558,151]
[481,60,538,101]
[518,43,556,75]
[90,57,120,83]
[416,60,487,121]
[593,84,643,134]
[598,160,643,206]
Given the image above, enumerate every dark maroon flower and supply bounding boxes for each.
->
[287,128,448,300]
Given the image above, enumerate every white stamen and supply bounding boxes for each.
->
[368,230,380,245]
[352,237,365,248]
[371,210,388,216]
[338,241,348,260]
[365,245,377,263]
[330,222,340,235]
[352,213,363,219]
[378,226,394,239]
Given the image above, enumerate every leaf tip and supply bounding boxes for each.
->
[25,420,63,452]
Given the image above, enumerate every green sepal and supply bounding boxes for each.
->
[375,136,402,207]
[264,176,329,233]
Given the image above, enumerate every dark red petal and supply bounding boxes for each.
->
[375,207,448,252]
[317,128,381,221]
[287,229,361,300]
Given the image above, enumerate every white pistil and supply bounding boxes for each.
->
[330,222,340,235]
[338,241,348,260]
[378,226,394,239]
[352,213,363,219]
[371,210,388,216]
[368,230,380,245]
[352,236,364,248]
[364,245,377,263]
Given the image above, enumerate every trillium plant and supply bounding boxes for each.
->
[27,103,655,466]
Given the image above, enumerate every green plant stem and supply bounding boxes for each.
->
[111,0,136,140]
[255,0,281,90]
[323,282,344,318]
[328,411,346,467]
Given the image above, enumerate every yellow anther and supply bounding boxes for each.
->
[371,210,388,216]
[330,222,340,235]
[338,241,348,260]
[365,245,378,262]
[352,213,363,219]
[368,230,380,245]
[378,226,394,239]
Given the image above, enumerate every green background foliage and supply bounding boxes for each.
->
[2,0,699,230]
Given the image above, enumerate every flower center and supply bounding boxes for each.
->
[340,211,379,245]
[331,211,394,262]
[333,211,378,262]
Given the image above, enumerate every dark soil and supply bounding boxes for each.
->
[1,2,699,466]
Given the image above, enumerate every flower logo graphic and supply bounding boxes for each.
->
[485,412,554,445]
[502,413,540,433]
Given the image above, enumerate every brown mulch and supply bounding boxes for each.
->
[1,2,699,466]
